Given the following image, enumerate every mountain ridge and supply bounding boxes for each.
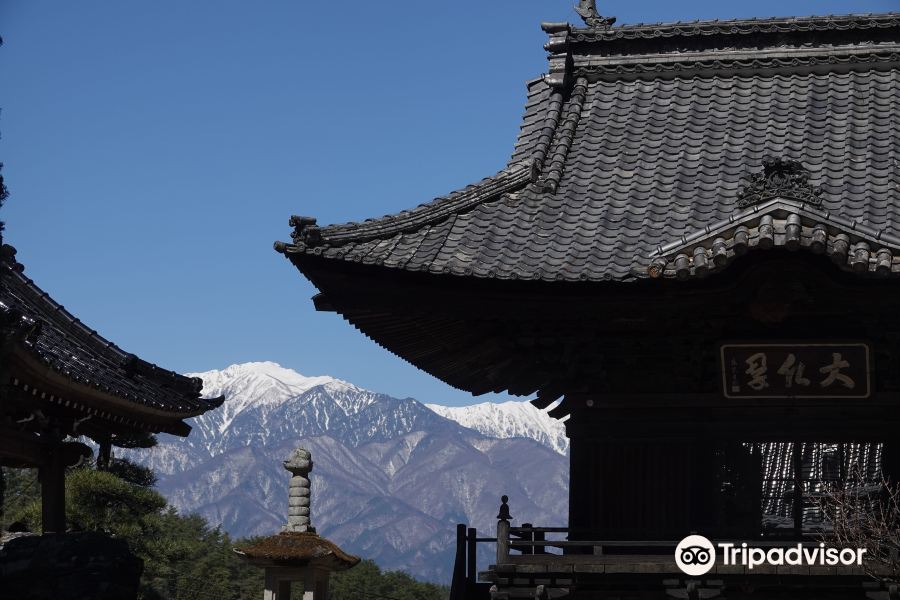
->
[129,361,569,582]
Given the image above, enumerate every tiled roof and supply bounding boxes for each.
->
[278,12,900,284]
[568,13,900,41]
[0,245,224,431]
[235,532,360,570]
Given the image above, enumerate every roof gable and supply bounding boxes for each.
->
[646,198,900,280]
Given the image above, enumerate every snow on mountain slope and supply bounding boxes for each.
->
[426,400,569,455]
[186,362,332,432]
[184,362,568,456]
[129,361,569,582]
[180,362,374,456]
[187,361,365,417]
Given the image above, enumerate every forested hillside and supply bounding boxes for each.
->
[0,459,448,600]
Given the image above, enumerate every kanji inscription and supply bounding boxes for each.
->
[720,343,870,399]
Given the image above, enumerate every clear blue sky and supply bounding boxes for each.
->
[2,0,896,406]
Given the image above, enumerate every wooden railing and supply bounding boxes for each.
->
[500,525,684,562]
[499,526,835,562]
[449,524,496,600]
[449,495,882,600]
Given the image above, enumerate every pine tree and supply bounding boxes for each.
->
[2,461,446,599]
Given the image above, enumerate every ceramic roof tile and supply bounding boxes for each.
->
[0,251,224,426]
[280,12,900,283]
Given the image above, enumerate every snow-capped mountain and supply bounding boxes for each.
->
[127,362,569,583]
[427,400,569,455]
[182,362,380,459]
[188,361,371,421]
[188,362,568,456]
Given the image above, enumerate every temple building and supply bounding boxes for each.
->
[278,3,900,598]
[0,242,224,534]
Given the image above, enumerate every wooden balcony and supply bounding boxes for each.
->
[451,498,894,600]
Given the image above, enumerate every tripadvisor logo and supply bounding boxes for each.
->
[675,535,716,576]
[674,535,867,575]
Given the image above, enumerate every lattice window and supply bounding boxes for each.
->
[756,442,882,536]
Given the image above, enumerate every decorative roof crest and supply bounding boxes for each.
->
[0,244,24,276]
[575,0,616,29]
[737,157,822,209]
[289,215,322,247]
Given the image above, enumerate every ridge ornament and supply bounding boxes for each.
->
[575,0,617,29]
[738,157,823,208]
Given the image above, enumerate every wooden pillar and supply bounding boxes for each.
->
[262,568,329,600]
[566,426,591,542]
[97,437,112,471]
[792,442,804,539]
[496,494,511,563]
[882,440,900,486]
[466,527,477,581]
[690,438,715,534]
[520,523,533,556]
[39,448,65,533]
[450,524,466,600]
[496,520,510,563]
[263,570,277,600]
[300,567,316,600]
[314,570,329,600]
[0,466,6,529]
[263,570,293,600]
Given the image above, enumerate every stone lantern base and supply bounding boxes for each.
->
[236,532,359,600]
[262,565,330,600]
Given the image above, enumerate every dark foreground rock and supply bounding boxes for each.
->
[0,532,142,600]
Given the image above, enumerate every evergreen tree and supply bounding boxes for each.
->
[1,462,446,600]
[0,467,40,531]
[330,559,448,600]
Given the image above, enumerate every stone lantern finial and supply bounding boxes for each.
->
[235,446,359,600]
[283,447,314,533]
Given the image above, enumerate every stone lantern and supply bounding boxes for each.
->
[235,448,359,600]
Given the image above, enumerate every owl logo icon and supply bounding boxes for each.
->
[675,535,716,576]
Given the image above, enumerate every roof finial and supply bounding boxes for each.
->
[497,495,512,521]
[283,447,315,533]
[574,0,616,29]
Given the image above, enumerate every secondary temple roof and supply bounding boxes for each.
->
[278,10,900,283]
[0,244,224,437]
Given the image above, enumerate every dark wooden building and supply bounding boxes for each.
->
[1,243,224,533]
[278,4,900,597]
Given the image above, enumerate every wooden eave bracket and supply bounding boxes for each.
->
[7,348,209,434]
[546,399,571,420]
[0,428,92,468]
[311,293,335,312]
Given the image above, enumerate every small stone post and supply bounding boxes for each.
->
[496,495,511,563]
[283,448,314,533]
